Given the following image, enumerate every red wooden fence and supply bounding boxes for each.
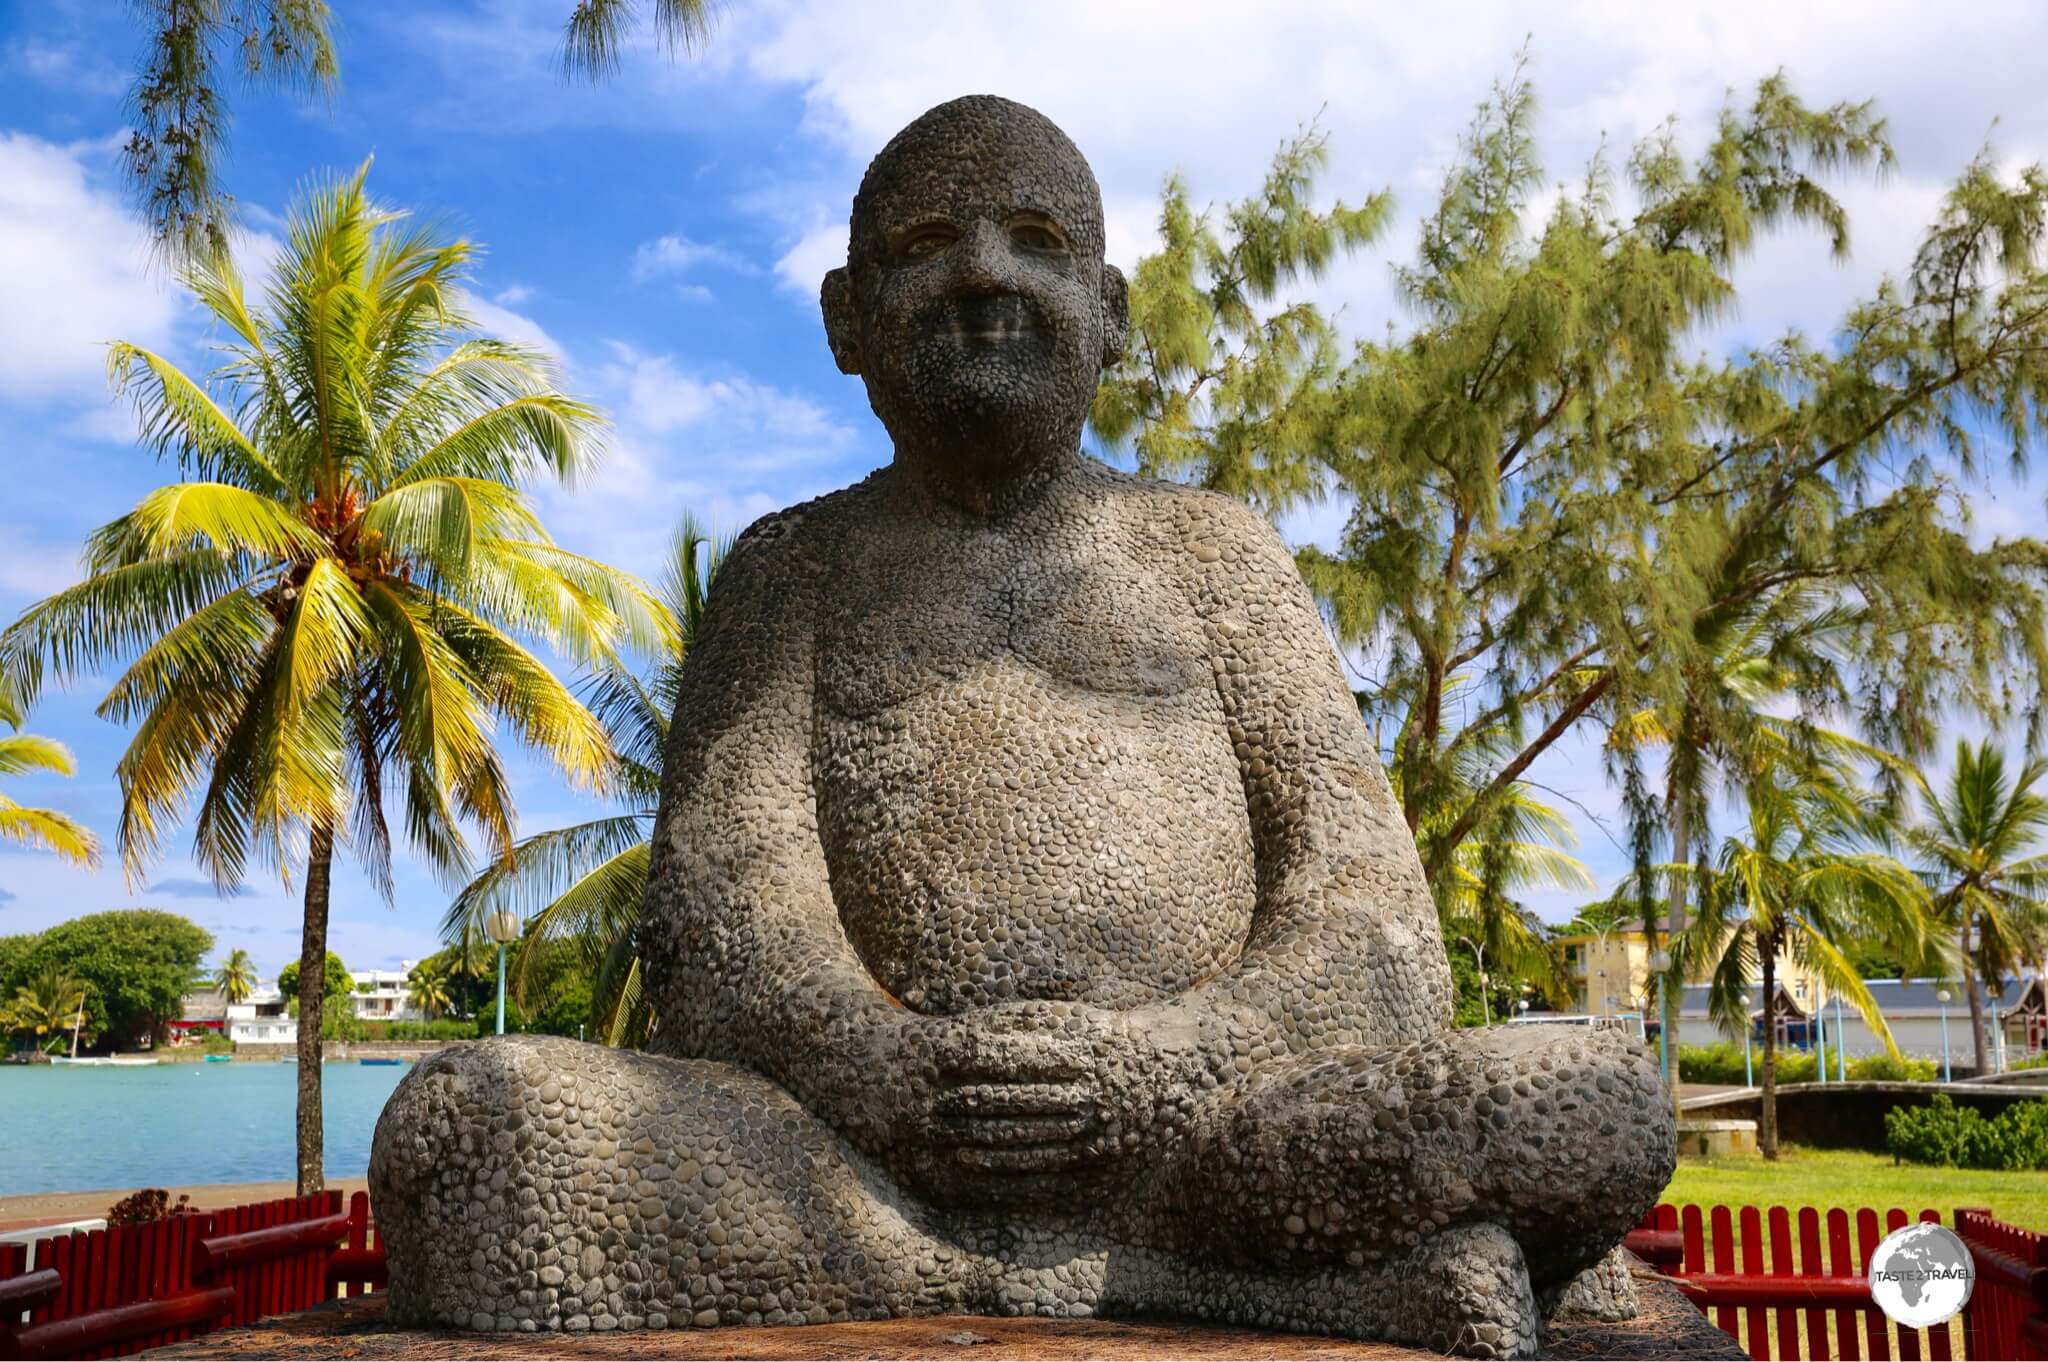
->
[4,1191,2043,1359]
[1625,1203,2048,1361]
[0,1191,375,1360]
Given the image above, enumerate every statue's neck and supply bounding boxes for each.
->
[893,441,1080,518]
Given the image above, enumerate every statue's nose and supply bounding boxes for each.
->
[948,219,1018,297]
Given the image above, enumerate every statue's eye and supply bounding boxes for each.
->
[1011,222,1066,253]
[899,226,955,260]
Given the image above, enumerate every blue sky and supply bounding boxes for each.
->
[2,0,2045,977]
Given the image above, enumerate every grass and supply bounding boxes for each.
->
[1665,1142,2048,1231]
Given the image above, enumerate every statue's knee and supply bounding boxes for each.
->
[371,1035,579,1202]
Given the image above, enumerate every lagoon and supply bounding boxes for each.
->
[0,1061,409,1195]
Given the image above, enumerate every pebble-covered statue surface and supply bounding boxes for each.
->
[370,94,1677,1359]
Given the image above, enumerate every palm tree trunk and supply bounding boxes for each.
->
[1664,779,1692,1123]
[1962,920,1989,1079]
[1759,928,1779,1161]
[294,823,334,1196]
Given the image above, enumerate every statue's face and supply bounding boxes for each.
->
[826,98,1125,467]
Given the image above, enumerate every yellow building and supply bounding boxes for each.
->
[1552,920,1826,1018]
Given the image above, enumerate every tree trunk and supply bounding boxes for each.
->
[295,824,334,1196]
[1759,928,1779,1161]
[1664,778,1692,1124]
[1962,920,1989,1080]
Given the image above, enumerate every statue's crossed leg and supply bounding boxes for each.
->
[370,1028,1667,1358]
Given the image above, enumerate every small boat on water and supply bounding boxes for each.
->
[204,1054,233,1062]
[359,1057,406,1066]
[50,1056,160,1067]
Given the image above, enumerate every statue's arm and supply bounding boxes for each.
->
[1137,494,1454,1069]
[639,508,916,1156]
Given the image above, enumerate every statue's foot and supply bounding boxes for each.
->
[1383,1223,1541,1359]
[369,1036,986,1331]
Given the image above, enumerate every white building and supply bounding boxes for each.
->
[228,979,297,1045]
[349,965,425,1023]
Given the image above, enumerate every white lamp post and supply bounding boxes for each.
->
[1937,988,1952,1083]
[486,908,522,1036]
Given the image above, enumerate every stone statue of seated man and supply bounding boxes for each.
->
[370,94,1675,1359]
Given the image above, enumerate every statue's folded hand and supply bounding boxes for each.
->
[926,1014,1104,1171]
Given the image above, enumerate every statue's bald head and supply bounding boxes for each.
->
[822,96,1127,494]
[848,96,1107,271]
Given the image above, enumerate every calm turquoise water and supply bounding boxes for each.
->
[0,1062,409,1195]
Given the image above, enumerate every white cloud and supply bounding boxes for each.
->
[0,524,84,598]
[774,221,845,297]
[458,290,566,360]
[0,132,177,405]
[719,0,2048,349]
[493,283,535,305]
[631,233,753,282]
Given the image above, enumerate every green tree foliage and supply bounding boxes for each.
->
[119,1,712,256]
[404,959,452,1020]
[213,946,256,1004]
[277,950,351,1007]
[0,677,99,866]
[3,966,93,1053]
[18,910,213,1049]
[1101,58,2048,1042]
[124,1,339,257]
[1906,739,2048,1076]
[0,933,40,996]
[444,518,726,1047]
[0,164,662,1193]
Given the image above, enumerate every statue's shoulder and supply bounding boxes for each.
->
[724,478,881,584]
[1084,461,1290,558]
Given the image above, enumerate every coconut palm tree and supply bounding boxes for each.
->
[5,967,91,1055]
[444,517,726,1047]
[1664,756,1933,1158]
[0,677,99,866]
[1905,739,2048,1077]
[213,947,256,1006]
[405,960,453,1022]
[0,164,668,1194]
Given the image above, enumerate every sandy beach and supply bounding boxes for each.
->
[0,1176,371,1233]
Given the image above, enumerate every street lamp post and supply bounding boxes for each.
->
[1937,989,1952,1083]
[486,908,521,1036]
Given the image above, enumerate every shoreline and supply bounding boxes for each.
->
[0,1176,371,1233]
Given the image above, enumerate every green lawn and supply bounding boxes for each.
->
[1665,1143,2048,1232]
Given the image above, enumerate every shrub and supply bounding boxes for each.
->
[384,1019,473,1042]
[1886,1093,2048,1170]
[1847,1053,1938,1082]
[107,1188,196,1225]
[1677,1041,1817,1084]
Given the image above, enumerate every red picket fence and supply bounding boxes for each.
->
[0,1191,380,1360]
[1625,1202,2048,1361]
[1954,1207,2048,1361]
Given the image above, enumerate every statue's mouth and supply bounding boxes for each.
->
[944,295,1037,345]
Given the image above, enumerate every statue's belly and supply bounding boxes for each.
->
[816,662,1256,1014]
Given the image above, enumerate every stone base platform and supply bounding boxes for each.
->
[143,1266,1739,1361]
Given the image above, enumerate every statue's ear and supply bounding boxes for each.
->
[821,267,862,376]
[1099,263,1129,368]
